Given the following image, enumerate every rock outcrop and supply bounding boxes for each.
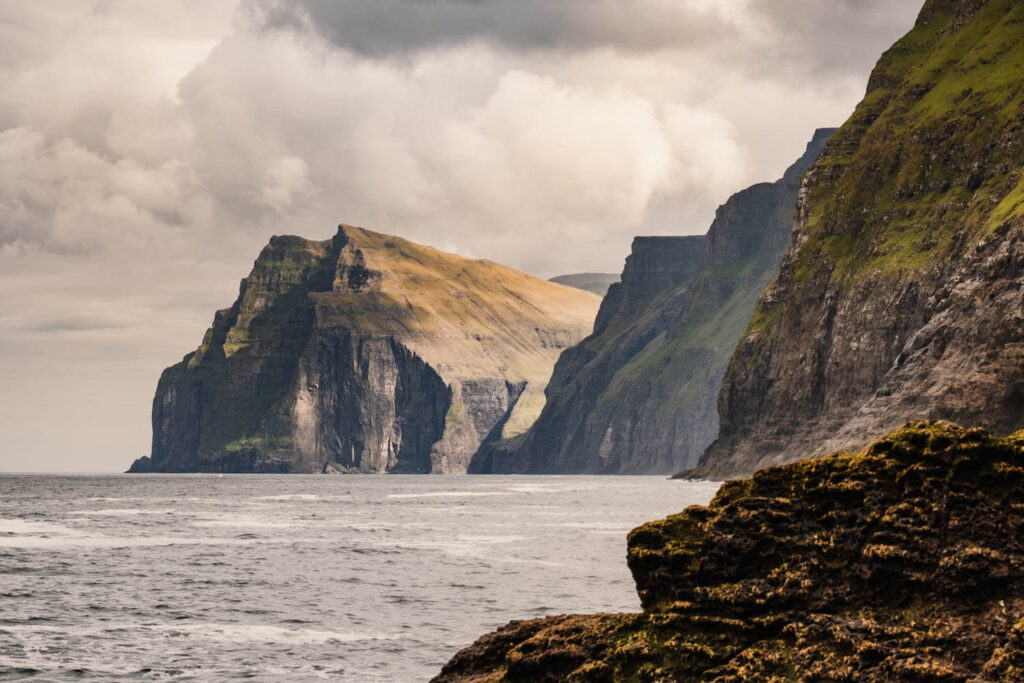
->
[436,421,1024,682]
[548,273,620,297]
[694,0,1024,479]
[471,129,834,474]
[130,225,600,473]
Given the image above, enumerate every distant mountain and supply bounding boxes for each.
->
[548,273,619,297]
[695,0,1024,479]
[471,128,834,474]
[129,225,600,473]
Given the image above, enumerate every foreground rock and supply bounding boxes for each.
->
[472,129,833,474]
[130,225,599,473]
[436,422,1024,682]
[696,0,1024,479]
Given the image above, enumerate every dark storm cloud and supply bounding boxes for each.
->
[257,0,738,57]
[258,0,921,80]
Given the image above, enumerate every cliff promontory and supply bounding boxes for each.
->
[130,225,600,473]
[436,421,1024,681]
[694,0,1024,478]
[471,129,834,474]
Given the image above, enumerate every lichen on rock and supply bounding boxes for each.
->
[435,421,1024,682]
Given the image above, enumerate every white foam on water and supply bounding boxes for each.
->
[174,622,395,645]
[254,494,322,501]
[68,508,180,516]
[0,518,84,537]
[0,622,395,645]
[385,491,519,499]
[0,532,318,550]
[191,518,296,529]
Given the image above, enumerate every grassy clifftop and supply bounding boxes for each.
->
[140,224,600,473]
[436,421,1024,681]
[699,0,1024,478]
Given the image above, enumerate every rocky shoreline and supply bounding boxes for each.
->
[435,422,1024,682]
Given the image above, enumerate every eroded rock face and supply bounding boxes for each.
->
[471,129,834,474]
[131,225,600,473]
[695,0,1024,479]
[435,422,1024,682]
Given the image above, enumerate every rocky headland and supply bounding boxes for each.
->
[436,421,1024,682]
[471,129,835,474]
[129,225,599,473]
[693,0,1024,479]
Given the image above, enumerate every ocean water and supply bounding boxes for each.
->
[0,475,720,681]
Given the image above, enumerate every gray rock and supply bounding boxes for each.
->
[472,129,835,474]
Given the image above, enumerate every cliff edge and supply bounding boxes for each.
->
[694,0,1024,479]
[472,128,834,474]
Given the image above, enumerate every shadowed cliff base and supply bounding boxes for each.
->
[436,421,1024,682]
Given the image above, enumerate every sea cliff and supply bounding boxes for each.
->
[130,225,599,473]
[472,129,834,474]
[694,0,1024,479]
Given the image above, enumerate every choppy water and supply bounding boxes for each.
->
[0,475,719,681]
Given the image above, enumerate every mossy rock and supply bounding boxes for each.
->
[435,421,1024,682]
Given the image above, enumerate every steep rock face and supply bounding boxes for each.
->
[436,422,1024,682]
[133,226,600,473]
[472,129,834,474]
[695,0,1024,479]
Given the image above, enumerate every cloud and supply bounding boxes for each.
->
[0,0,923,471]
[258,0,741,57]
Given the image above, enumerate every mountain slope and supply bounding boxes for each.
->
[472,129,834,474]
[437,422,1024,682]
[130,225,600,473]
[695,0,1024,478]
[548,273,620,297]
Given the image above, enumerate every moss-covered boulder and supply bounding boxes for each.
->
[435,421,1024,682]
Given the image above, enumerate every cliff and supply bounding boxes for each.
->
[694,0,1024,478]
[435,421,1024,681]
[129,225,600,473]
[471,129,834,474]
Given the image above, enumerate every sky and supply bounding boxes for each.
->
[0,0,922,472]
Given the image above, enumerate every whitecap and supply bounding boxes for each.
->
[174,622,394,645]
[385,491,518,499]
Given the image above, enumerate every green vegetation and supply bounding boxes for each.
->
[787,0,1024,288]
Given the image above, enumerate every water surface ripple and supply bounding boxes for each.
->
[0,474,719,681]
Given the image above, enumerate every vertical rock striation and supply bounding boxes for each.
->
[695,0,1024,479]
[133,225,600,473]
[472,129,834,474]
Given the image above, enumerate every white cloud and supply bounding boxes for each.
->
[0,0,923,471]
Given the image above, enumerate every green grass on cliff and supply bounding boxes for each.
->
[788,0,1024,289]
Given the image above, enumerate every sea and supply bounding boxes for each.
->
[0,475,720,681]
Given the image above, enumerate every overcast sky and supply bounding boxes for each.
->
[0,0,921,472]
